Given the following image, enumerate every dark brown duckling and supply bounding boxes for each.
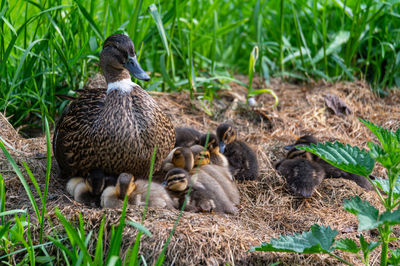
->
[53,34,175,180]
[275,148,325,198]
[164,168,215,212]
[175,127,202,147]
[199,133,229,167]
[66,168,116,206]
[216,123,259,180]
[285,135,373,191]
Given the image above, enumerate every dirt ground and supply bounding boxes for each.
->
[1,75,400,265]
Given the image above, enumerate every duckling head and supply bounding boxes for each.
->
[100,34,150,86]
[286,148,313,161]
[199,133,219,154]
[164,168,189,192]
[284,135,318,150]
[172,147,194,172]
[116,173,136,199]
[86,169,106,196]
[216,123,237,153]
[190,145,210,166]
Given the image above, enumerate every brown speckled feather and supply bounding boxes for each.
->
[53,85,175,179]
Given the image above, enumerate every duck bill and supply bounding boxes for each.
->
[124,56,150,81]
[284,144,295,150]
[161,180,168,187]
[219,141,226,153]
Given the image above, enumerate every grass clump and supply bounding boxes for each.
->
[1,0,400,132]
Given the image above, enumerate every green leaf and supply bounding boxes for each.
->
[249,224,337,254]
[334,238,360,253]
[389,249,400,266]
[373,178,400,197]
[126,220,152,237]
[149,4,170,56]
[312,31,350,64]
[380,209,400,226]
[359,234,379,260]
[344,196,380,231]
[299,142,375,177]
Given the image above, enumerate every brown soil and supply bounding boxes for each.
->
[1,75,399,265]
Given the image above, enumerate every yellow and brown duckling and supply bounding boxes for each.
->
[175,127,202,147]
[285,135,373,191]
[164,168,216,212]
[66,168,116,206]
[190,145,211,168]
[216,123,259,181]
[275,148,326,198]
[199,133,229,168]
[101,173,176,209]
[53,34,175,180]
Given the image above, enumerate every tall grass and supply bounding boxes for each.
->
[1,0,400,131]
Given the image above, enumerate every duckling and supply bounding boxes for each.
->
[175,127,202,147]
[162,147,195,172]
[199,133,229,167]
[216,123,259,181]
[275,148,326,198]
[66,168,116,206]
[101,173,176,209]
[190,145,211,168]
[53,34,175,179]
[164,168,215,212]
[285,135,373,190]
[190,145,239,202]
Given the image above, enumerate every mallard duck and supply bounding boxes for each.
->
[199,133,229,167]
[164,168,215,212]
[216,123,259,181]
[175,127,202,147]
[66,168,116,206]
[53,34,175,180]
[101,173,176,209]
[190,145,211,167]
[275,148,326,198]
[285,135,373,190]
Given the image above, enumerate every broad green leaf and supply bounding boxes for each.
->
[380,209,400,226]
[344,197,380,231]
[359,234,379,260]
[249,224,337,254]
[299,142,375,177]
[334,238,360,253]
[373,178,400,198]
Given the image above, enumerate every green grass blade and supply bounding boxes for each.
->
[149,4,170,56]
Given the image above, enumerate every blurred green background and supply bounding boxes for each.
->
[1,0,399,135]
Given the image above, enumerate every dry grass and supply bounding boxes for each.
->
[1,75,400,265]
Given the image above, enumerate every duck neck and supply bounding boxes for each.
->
[102,67,136,94]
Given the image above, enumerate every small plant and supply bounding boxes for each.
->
[250,118,400,265]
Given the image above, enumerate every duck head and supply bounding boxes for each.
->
[199,133,219,155]
[164,168,189,192]
[216,123,236,153]
[284,135,318,150]
[100,34,150,84]
[115,173,136,199]
[190,145,210,166]
[172,147,195,172]
[86,168,106,196]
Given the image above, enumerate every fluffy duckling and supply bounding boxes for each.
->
[275,148,325,198]
[199,133,229,167]
[191,145,240,210]
[190,145,211,168]
[175,127,202,147]
[216,123,259,181]
[101,173,176,209]
[53,34,175,179]
[164,168,215,212]
[66,168,116,206]
[285,135,373,190]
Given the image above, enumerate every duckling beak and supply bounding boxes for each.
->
[124,56,150,81]
[219,141,226,153]
[161,180,168,187]
[284,144,294,150]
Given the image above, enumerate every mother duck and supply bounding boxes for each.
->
[53,34,175,179]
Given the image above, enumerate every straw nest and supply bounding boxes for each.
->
[1,74,399,265]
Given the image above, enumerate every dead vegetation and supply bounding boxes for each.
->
[1,75,400,265]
